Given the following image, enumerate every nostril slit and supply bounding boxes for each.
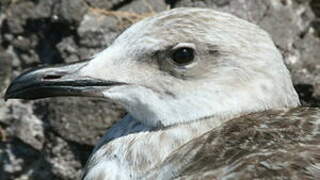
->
[42,74,62,80]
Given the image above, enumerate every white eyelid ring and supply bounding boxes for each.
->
[172,43,196,50]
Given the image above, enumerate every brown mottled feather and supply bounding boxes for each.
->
[146,107,320,179]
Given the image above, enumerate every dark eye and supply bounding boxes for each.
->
[171,47,195,65]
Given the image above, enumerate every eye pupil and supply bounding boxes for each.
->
[171,47,194,65]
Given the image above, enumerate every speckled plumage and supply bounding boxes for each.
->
[146,107,320,179]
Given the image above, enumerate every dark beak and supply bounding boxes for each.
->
[4,60,125,100]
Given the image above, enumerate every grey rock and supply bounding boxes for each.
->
[35,97,125,146]
[43,133,84,180]
[56,37,80,63]
[6,100,45,150]
[4,1,36,34]
[292,30,320,83]
[0,139,43,180]
[0,50,12,143]
[0,133,83,180]
[2,0,89,67]
[77,8,140,59]
[52,0,88,25]
[11,35,38,52]
[77,0,166,58]
[0,50,12,94]
[0,13,5,43]
[0,100,10,126]
[35,0,56,18]
[119,0,167,13]
[84,0,127,10]
[78,11,120,49]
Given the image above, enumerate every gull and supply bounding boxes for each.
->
[4,8,320,180]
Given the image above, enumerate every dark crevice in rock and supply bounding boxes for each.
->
[0,138,52,180]
[213,0,230,7]
[298,30,307,39]
[111,0,134,10]
[24,18,76,64]
[310,0,320,17]
[33,100,50,123]
[310,0,320,37]
[295,84,320,107]
[280,0,289,6]
[165,0,180,8]
[68,141,93,167]
[0,1,9,11]
[0,121,9,129]
[30,0,40,4]
[1,20,11,48]
[13,48,40,68]
[311,19,320,37]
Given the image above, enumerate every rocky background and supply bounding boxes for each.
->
[0,0,319,179]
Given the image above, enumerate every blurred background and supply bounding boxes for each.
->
[0,0,319,179]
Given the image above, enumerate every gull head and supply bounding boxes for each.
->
[4,8,300,127]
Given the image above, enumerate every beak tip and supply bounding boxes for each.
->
[3,88,13,102]
[3,92,9,102]
[3,94,8,101]
[3,80,27,101]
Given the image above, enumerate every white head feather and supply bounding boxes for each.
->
[80,8,300,128]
